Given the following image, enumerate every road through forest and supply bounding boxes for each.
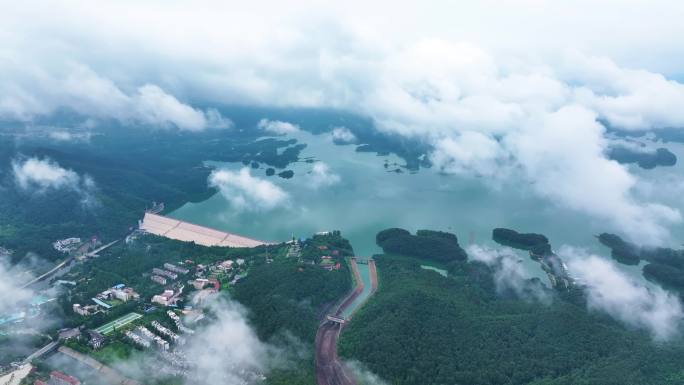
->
[315,258,378,385]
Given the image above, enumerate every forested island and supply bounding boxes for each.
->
[492,228,552,256]
[376,228,467,263]
[339,228,684,385]
[607,146,677,169]
[598,233,684,292]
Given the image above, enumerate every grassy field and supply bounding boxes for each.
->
[94,312,142,335]
[92,341,134,365]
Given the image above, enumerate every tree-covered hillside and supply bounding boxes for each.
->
[0,125,305,264]
[339,229,684,385]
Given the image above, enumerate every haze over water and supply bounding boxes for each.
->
[170,129,684,285]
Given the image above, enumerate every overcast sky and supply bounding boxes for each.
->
[3,0,684,245]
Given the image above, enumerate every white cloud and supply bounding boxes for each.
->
[113,297,291,384]
[183,299,274,384]
[13,157,81,191]
[565,53,684,131]
[257,119,300,135]
[430,132,506,177]
[307,162,340,188]
[506,106,681,245]
[0,62,229,131]
[331,126,357,144]
[0,261,34,311]
[209,167,289,211]
[1,1,684,243]
[12,157,97,205]
[48,130,92,142]
[561,246,684,341]
[134,84,210,131]
[468,244,550,303]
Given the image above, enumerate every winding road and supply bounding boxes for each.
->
[315,258,378,385]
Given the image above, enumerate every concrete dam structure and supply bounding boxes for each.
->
[140,213,271,248]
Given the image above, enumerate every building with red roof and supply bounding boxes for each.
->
[49,370,81,385]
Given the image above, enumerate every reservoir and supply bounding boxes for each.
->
[170,129,684,311]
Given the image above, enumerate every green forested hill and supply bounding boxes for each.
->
[339,234,684,385]
[0,126,305,263]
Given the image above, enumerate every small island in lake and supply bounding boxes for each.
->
[492,228,552,256]
[607,146,677,169]
[597,233,684,292]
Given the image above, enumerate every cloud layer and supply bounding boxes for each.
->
[330,127,357,144]
[468,245,550,303]
[13,157,82,191]
[0,261,34,311]
[307,162,340,189]
[183,299,274,384]
[1,1,684,243]
[209,168,289,211]
[12,157,97,206]
[113,297,287,384]
[561,246,684,340]
[257,119,300,135]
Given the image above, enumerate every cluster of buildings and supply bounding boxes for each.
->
[34,371,80,385]
[125,330,151,349]
[73,284,140,316]
[190,278,219,291]
[52,237,81,253]
[153,268,178,281]
[151,287,184,307]
[72,303,100,317]
[152,320,183,345]
[55,326,106,352]
[150,262,190,285]
[164,263,189,274]
[197,258,246,284]
[136,326,170,350]
[167,310,194,334]
[97,284,140,303]
[319,255,342,271]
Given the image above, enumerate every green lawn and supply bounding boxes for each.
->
[94,312,142,335]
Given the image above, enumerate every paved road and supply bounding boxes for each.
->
[23,239,119,288]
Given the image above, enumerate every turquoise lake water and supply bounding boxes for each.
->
[170,130,684,311]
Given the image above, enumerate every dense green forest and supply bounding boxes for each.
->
[234,232,353,343]
[339,229,684,385]
[492,228,552,256]
[376,228,467,263]
[598,233,684,293]
[0,124,306,264]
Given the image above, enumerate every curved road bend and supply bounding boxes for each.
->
[315,258,379,385]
